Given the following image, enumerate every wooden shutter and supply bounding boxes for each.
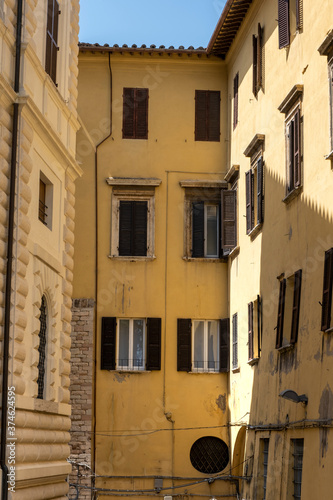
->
[177,319,192,371]
[257,157,264,224]
[291,270,302,344]
[133,201,147,256]
[278,0,290,49]
[219,318,230,373]
[288,120,295,192]
[233,74,239,129]
[232,313,238,369]
[192,202,204,257]
[45,0,60,84]
[246,170,253,234]
[123,88,135,138]
[101,317,116,370]
[221,190,237,253]
[195,90,207,141]
[276,279,286,348]
[135,88,149,139]
[146,318,161,370]
[252,35,258,95]
[248,302,254,360]
[208,91,220,141]
[119,201,133,256]
[257,294,262,356]
[296,0,302,30]
[293,110,301,187]
[321,248,333,331]
[257,23,263,90]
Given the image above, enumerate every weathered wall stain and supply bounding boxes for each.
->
[216,394,227,412]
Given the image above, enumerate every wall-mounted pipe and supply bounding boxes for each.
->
[1,1,23,499]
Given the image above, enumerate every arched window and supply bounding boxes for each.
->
[37,295,47,399]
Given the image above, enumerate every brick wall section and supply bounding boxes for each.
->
[69,298,94,499]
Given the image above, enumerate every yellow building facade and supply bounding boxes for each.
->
[0,0,81,498]
[72,0,333,499]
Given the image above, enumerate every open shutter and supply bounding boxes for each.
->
[276,279,286,348]
[246,170,253,234]
[321,248,333,331]
[253,35,258,95]
[119,201,133,256]
[257,23,263,90]
[45,0,60,84]
[192,202,204,257]
[233,74,239,129]
[278,0,290,49]
[135,88,148,139]
[219,318,230,372]
[248,302,254,360]
[123,88,135,138]
[296,0,301,30]
[294,110,301,187]
[221,190,237,253]
[291,270,302,344]
[177,319,192,371]
[146,318,161,370]
[101,317,116,370]
[257,157,264,224]
[208,91,220,141]
[195,90,207,141]
[258,294,262,356]
[133,201,147,256]
[232,314,238,369]
[288,120,295,192]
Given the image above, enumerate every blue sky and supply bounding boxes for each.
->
[79,0,227,48]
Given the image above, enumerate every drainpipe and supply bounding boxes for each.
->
[1,1,23,498]
[92,51,112,500]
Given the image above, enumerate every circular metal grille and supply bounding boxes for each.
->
[190,436,229,474]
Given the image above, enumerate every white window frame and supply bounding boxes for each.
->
[116,318,146,371]
[192,320,220,373]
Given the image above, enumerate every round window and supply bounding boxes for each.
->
[190,436,229,474]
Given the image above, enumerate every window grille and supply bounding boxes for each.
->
[37,295,47,399]
[262,438,269,500]
[190,436,229,474]
[292,439,304,500]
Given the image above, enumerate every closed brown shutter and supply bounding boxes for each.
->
[248,302,254,360]
[101,317,116,370]
[296,0,302,30]
[257,294,262,356]
[246,170,253,234]
[276,279,286,348]
[233,74,239,129]
[208,91,220,141]
[119,201,147,256]
[294,110,301,187]
[278,0,290,49]
[288,120,295,192]
[232,313,238,369]
[177,319,192,371]
[253,35,258,95]
[321,248,333,331]
[123,88,135,138]
[257,157,264,224]
[221,190,237,253]
[192,202,204,257]
[119,201,132,256]
[45,0,60,84]
[291,270,302,344]
[135,88,149,139]
[257,23,263,90]
[195,90,207,141]
[146,318,161,370]
[219,318,230,372]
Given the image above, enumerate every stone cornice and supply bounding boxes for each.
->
[179,179,227,189]
[243,134,265,158]
[107,177,162,187]
[278,85,303,114]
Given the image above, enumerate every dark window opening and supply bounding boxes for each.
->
[45,0,60,84]
[276,270,302,348]
[292,439,304,500]
[37,295,47,399]
[233,73,239,129]
[195,90,220,141]
[253,24,263,96]
[321,248,333,331]
[190,436,229,474]
[119,200,148,256]
[39,179,48,225]
[123,88,148,139]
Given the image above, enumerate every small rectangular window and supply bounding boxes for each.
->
[45,0,60,84]
[232,313,238,370]
[246,157,264,235]
[253,24,263,96]
[276,270,302,349]
[118,200,148,257]
[192,320,219,372]
[290,439,304,500]
[123,88,149,139]
[39,173,53,230]
[248,296,262,361]
[195,90,220,142]
[192,201,220,258]
[259,438,270,500]
[118,319,145,371]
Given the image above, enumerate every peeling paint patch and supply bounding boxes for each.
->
[113,372,128,383]
[319,385,333,459]
[216,394,227,412]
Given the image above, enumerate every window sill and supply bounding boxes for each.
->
[277,343,295,354]
[108,255,156,261]
[188,371,221,375]
[325,150,333,161]
[282,186,303,204]
[183,257,227,263]
[248,357,260,366]
[228,246,240,260]
[112,370,152,374]
[248,223,263,240]
[232,367,240,373]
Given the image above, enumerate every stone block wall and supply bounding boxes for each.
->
[69,298,94,499]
